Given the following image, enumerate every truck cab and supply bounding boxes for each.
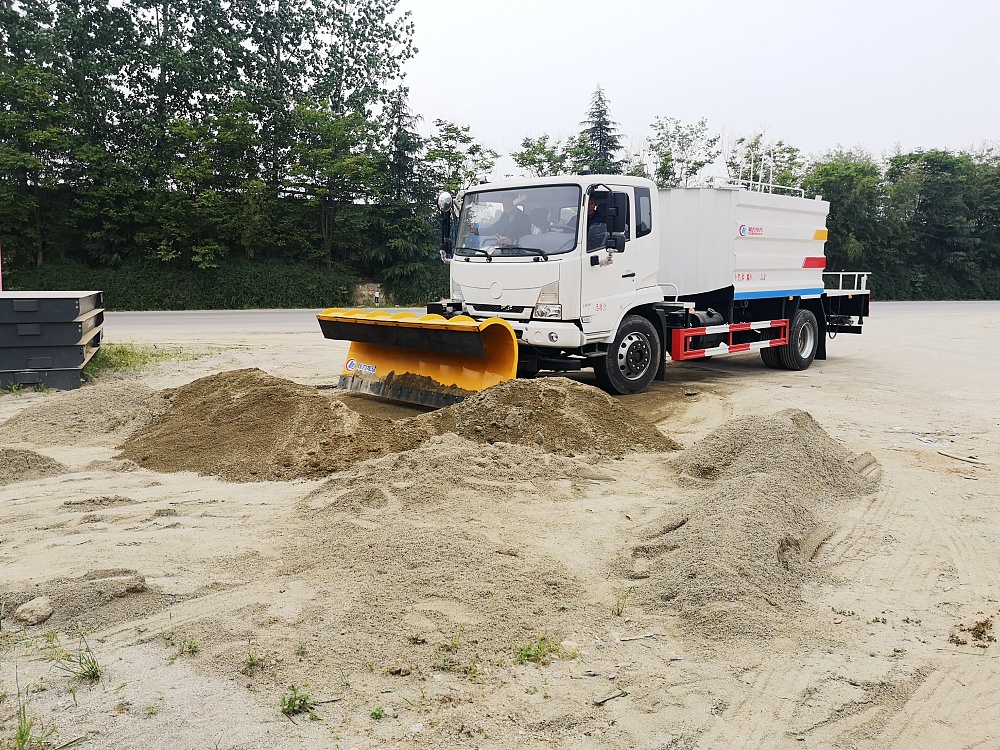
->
[439,176,668,381]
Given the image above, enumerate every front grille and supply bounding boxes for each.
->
[470,304,527,314]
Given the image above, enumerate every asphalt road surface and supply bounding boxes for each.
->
[105,301,1000,335]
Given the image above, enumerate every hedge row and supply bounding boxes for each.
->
[4,262,356,311]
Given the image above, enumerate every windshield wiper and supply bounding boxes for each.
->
[495,245,549,260]
[457,247,492,262]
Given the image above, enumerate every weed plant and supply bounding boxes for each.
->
[279,685,314,717]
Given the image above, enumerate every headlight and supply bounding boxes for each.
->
[451,279,464,301]
[536,281,559,304]
[534,304,562,319]
[534,281,561,319]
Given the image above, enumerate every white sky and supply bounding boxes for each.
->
[398,0,1000,176]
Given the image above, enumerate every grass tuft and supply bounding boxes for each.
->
[83,342,204,377]
[516,634,564,665]
[53,637,101,683]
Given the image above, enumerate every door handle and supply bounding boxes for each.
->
[621,272,635,278]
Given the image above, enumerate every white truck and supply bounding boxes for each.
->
[319,174,870,405]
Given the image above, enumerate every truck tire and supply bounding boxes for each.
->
[779,309,819,370]
[760,345,783,369]
[593,315,662,395]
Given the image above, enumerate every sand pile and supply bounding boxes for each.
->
[414,377,680,456]
[117,369,402,482]
[0,380,170,447]
[0,448,68,485]
[119,371,676,483]
[287,433,597,671]
[625,409,880,640]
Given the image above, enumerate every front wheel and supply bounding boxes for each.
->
[779,309,819,370]
[593,315,662,395]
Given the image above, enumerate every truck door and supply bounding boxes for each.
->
[580,187,635,337]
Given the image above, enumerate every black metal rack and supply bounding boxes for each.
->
[0,291,104,390]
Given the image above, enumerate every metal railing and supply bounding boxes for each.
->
[823,272,870,292]
[726,178,805,198]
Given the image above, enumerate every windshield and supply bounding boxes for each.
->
[455,185,582,257]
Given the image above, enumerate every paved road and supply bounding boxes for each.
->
[105,301,1000,334]
[105,308,423,335]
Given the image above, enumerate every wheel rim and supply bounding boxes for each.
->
[796,320,816,358]
[616,332,651,380]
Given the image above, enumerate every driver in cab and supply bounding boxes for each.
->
[471,195,533,246]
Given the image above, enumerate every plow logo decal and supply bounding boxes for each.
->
[345,358,376,375]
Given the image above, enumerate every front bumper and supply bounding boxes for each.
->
[520,321,585,349]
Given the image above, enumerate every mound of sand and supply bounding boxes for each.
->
[118,369,416,482]
[0,448,68,485]
[414,377,680,456]
[624,409,880,640]
[0,380,170,447]
[120,371,676,483]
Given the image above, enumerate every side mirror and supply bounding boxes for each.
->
[606,234,626,252]
[438,191,454,260]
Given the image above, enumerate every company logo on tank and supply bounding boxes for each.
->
[739,225,764,237]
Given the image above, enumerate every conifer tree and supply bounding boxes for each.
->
[574,85,624,175]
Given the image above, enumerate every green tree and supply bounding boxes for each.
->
[967,146,1000,295]
[0,64,70,269]
[885,149,979,296]
[511,134,567,177]
[648,116,721,188]
[573,86,624,174]
[370,87,443,303]
[313,0,415,116]
[425,119,498,194]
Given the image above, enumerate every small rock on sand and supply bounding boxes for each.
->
[15,596,54,625]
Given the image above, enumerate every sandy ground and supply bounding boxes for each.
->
[1,302,999,750]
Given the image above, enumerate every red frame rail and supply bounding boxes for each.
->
[671,319,789,361]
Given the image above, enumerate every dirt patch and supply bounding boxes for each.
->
[0,379,170,447]
[414,377,680,456]
[623,409,880,641]
[62,495,138,511]
[951,615,997,647]
[0,448,68,485]
[118,369,420,482]
[2,569,173,632]
[283,433,602,673]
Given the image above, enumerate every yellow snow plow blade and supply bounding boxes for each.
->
[317,308,519,407]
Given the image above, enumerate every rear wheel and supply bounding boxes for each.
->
[760,345,783,369]
[593,315,662,394]
[779,309,819,370]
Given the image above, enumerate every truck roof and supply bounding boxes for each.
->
[469,173,659,192]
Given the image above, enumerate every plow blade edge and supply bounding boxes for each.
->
[317,309,519,407]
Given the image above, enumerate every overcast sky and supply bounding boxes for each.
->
[398,0,999,177]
